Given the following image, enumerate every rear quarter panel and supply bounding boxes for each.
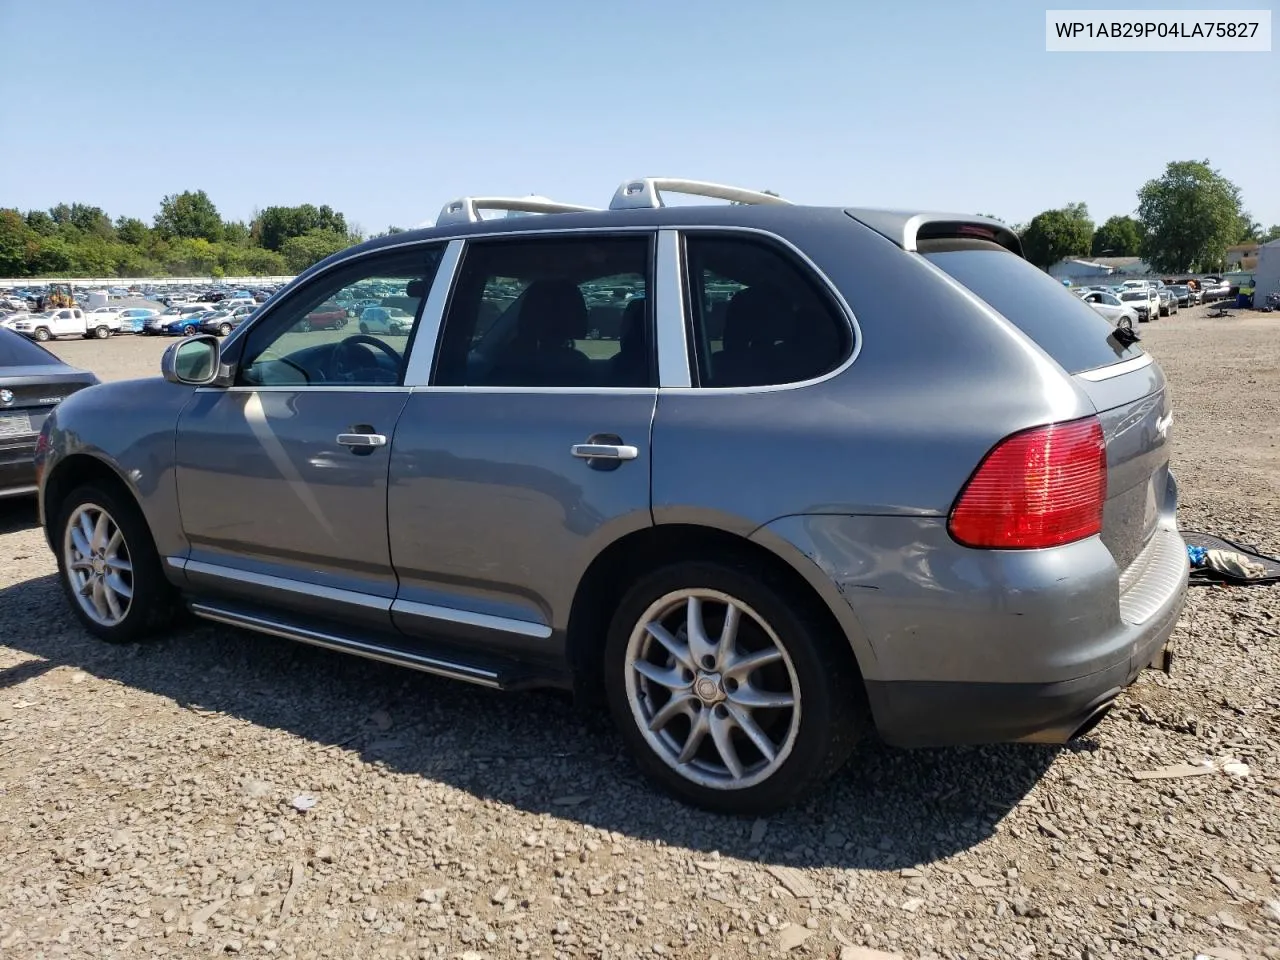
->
[39,377,194,560]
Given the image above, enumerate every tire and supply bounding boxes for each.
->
[182,324,197,336]
[602,560,864,814]
[54,483,181,644]
[359,322,369,334]
[218,323,232,336]
[299,318,312,333]
[94,325,110,339]
[34,326,51,341]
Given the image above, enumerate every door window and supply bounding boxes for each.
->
[236,246,443,387]
[434,236,654,388]
[682,234,853,388]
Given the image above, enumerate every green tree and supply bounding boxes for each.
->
[253,204,348,251]
[114,216,150,246]
[25,210,57,236]
[48,203,73,226]
[29,236,73,274]
[1021,203,1094,269]
[1262,225,1280,243]
[1091,215,1143,257]
[154,190,223,241]
[69,203,114,238]
[0,209,31,276]
[1137,160,1246,274]
[222,220,252,245]
[239,247,289,275]
[281,229,352,272]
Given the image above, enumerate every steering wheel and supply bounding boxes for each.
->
[327,334,403,382]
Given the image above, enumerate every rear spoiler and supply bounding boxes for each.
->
[845,209,1024,259]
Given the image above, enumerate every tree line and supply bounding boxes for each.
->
[0,190,406,279]
[1011,160,1278,275]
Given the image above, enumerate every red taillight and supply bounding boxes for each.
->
[948,417,1106,549]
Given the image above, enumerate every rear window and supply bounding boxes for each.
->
[921,240,1144,374]
[0,328,62,366]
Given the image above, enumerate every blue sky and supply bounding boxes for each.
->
[1,0,1276,233]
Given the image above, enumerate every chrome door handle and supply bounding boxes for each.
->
[571,443,638,461]
[337,433,387,448]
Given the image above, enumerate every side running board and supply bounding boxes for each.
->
[188,601,559,691]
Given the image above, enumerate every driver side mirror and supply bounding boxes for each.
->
[161,335,232,386]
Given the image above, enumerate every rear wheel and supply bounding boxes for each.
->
[603,560,863,814]
[94,325,111,339]
[55,484,180,644]
[182,324,197,336]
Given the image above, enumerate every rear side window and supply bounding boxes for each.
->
[683,234,852,387]
[921,240,1143,374]
[0,329,61,366]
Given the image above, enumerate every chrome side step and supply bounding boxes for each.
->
[189,601,502,689]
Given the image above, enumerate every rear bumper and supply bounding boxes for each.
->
[0,444,38,498]
[753,499,1189,747]
[864,565,1183,746]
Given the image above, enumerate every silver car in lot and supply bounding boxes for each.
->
[34,178,1188,813]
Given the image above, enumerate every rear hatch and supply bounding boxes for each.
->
[918,237,1167,572]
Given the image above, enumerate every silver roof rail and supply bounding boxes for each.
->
[609,177,791,210]
[436,195,599,227]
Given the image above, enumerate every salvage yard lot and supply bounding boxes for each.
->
[1,307,1278,959]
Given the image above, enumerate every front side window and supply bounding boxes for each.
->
[434,235,653,388]
[682,234,853,388]
[237,246,443,388]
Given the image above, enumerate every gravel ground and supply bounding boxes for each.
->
[1,304,1278,960]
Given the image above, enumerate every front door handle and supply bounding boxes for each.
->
[337,433,387,448]
[571,443,638,461]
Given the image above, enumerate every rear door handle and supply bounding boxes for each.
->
[571,443,638,461]
[337,433,387,448]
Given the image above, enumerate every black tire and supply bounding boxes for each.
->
[359,322,369,334]
[603,559,864,814]
[34,326,51,342]
[218,323,232,336]
[54,483,181,644]
[94,325,110,339]
[182,324,197,336]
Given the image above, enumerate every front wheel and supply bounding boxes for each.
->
[34,326,51,341]
[55,484,181,643]
[603,560,863,814]
[218,323,232,336]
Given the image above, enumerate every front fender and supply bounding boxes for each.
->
[39,377,196,560]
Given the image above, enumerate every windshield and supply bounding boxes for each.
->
[1120,292,1144,301]
[0,328,63,366]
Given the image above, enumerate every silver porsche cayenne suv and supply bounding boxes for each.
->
[35,178,1188,813]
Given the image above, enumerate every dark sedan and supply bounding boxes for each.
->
[0,329,98,498]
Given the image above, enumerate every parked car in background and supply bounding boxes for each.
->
[1118,288,1158,322]
[1167,285,1193,307]
[1201,279,1231,302]
[12,307,120,341]
[145,304,215,335]
[0,328,98,498]
[199,302,257,337]
[1156,289,1178,316]
[33,179,1188,813]
[298,300,347,331]
[1078,290,1141,327]
[357,305,413,335]
[116,308,159,333]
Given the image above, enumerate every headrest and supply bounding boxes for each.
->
[519,279,589,346]
[723,285,789,352]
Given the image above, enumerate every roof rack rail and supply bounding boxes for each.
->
[609,177,791,210]
[436,195,599,227]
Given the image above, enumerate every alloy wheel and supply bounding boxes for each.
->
[624,589,801,790]
[63,503,134,627]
